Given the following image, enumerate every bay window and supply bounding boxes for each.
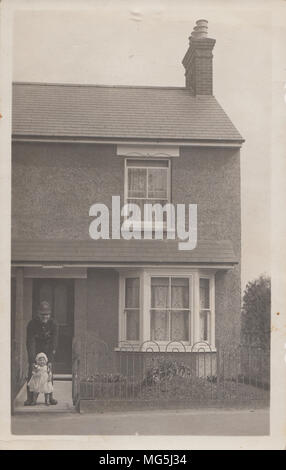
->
[119,269,215,350]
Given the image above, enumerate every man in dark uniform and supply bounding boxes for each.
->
[24,300,58,405]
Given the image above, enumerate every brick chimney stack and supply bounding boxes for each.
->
[182,19,216,95]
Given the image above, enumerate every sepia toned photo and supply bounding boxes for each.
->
[1,0,285,447]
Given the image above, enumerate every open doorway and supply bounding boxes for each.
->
[32,279,74,374]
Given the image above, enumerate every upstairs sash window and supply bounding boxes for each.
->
[126,160,170,221]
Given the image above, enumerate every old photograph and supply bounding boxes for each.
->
[3,0,283,444]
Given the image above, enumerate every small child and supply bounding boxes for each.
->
[28,352,53,406]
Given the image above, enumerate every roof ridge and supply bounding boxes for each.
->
[12,81,186,91]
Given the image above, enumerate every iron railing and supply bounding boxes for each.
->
[72,335,270,408]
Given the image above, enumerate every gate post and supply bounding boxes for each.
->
[216,341,221,400]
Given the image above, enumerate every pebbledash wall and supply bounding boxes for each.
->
[12,140,241,351]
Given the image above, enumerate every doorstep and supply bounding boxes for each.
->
[13,380,76,414]
[53,374,72,381]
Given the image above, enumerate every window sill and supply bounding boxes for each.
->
[114,343,216,353]
[121,224,175,235]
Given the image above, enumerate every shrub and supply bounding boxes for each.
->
[143,358,192,386]
[241,274,271,349]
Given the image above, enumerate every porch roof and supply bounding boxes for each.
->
[11,239,238,265]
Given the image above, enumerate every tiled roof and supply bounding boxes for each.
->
[12,82,243,143]
[11,239,238,264]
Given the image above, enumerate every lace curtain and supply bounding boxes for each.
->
[200,278,210,309]
[125,278,139,340]
[127,166,168,225]
[128,168,147,198]
[199,279,210,341]
[151,277,189,341]
[148,168,168,199]
[128,167,167,199]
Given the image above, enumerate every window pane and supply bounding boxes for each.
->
[151,310,168,340]
[171,278,189,309]
[151,277,169,308]
[200,278,210,309]
[127,199,146,220]
[128,168,147,198]
[138,200,169,225]
[148,168,168,199]
[125,278,139,308]
[171,311,189,341]
[126,309,139,340]
[127,199,169,223]
[200,310,210,342]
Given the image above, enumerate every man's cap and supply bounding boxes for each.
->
[38,300,52,314]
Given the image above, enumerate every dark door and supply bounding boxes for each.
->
[33,279,74,374]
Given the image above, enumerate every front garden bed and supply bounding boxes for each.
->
[77,358,269,412]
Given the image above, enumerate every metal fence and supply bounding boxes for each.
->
[72,335,270,408]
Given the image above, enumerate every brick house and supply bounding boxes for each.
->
[11,20,243,400]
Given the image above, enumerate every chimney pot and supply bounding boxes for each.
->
[196,19,208,27]
[192,20,208,38]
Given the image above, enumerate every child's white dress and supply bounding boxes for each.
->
[28,365,53,394]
